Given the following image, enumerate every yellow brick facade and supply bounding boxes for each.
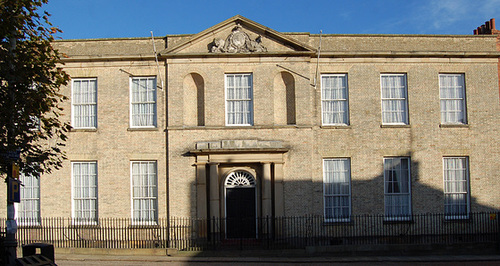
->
[1,16,499,225]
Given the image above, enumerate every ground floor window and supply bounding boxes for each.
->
[72,161,98,224]
[131,161,158,224]
[443,157,469,219]
[17,172,40,225]
[384,157,411,220]
[323,158,351,222]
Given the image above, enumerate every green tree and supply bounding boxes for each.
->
[0,0,70,177]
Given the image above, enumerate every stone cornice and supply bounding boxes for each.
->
[319,51,500,58]
[58,50,500,63]
[59,54,157,63]
[160,51,315,59]
[192,139,288,154]
[190,148,289,155]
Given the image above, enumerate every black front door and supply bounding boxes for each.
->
[226,187,256,238]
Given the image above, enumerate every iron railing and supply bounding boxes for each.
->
[1,212,498,251]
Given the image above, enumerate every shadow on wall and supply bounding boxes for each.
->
[173,156,500,255]
[186,156,498,219]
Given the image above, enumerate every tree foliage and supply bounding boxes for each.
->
[0,0,70,177]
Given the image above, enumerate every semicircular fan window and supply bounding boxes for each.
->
[225,171,256,188]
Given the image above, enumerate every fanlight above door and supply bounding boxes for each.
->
[225,171,256,188]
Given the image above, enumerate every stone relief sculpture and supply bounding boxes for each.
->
[210,24,267,53]
[210,38,225,52]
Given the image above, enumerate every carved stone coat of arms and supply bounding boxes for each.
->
[210,24,267,53]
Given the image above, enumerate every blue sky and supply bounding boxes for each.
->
[45,0,500,39]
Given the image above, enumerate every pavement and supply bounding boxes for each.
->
[53,252,500,265]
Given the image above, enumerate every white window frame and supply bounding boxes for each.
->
[443,157,470,219]
[439,74,467,124]
[225,73,254,126]
[323,158,351,222]
[16,172,41,226]
[130,161,158,225]
[384,157,412,221]
[130,76,157,128]
[71,161,98,225]
[71,78,97,129]
[380,74,409,125]
[321,74,349,125]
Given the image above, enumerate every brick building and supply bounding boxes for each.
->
[2,16,499,239]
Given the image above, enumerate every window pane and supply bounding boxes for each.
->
[131,161,158,224]
[384,157,411,219]
[440,74,466,124]
[323,159,351,221]
[321,75,349,125]
[18,172,41,225]
[72,79,97,128]
[381,74,408,124]
[72,162,98,223]
[226,74,253,125]
[131,77,157,127]
[443,157,469,218]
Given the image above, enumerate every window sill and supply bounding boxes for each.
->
[444,215,470,221]
[17,223,42,228]
[383,217,413,224]
[129,223,159,228]
[71,128,97,132]
[320,125,351,129]
[323,219,352,225]
[225,125,254,127]
[127,127,159,131]
[380,124,410,128]
[168,125,312,130]
[439,124,469,128]
[69,223,99,228]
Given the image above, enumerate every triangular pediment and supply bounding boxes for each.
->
[159,15,315,56]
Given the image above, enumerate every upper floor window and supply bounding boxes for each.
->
[321,74,349,125]
[72,78,97,128]
[323,158,351,222]
[130,77,157,128]
[439,74,466,124]
[226,73,253,126]
[384,157,411,220]
[72,161,98,224]
[381,74,408,125]
[17,172,40,225]
[443,157,469,219]
[131,161,158,224]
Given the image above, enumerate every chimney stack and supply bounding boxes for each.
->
[474,18,499,35]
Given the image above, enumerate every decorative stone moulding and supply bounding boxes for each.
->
[195,140,283,150]
[209,24,267,53]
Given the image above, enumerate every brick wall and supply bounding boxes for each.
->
[1,20,498,220]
